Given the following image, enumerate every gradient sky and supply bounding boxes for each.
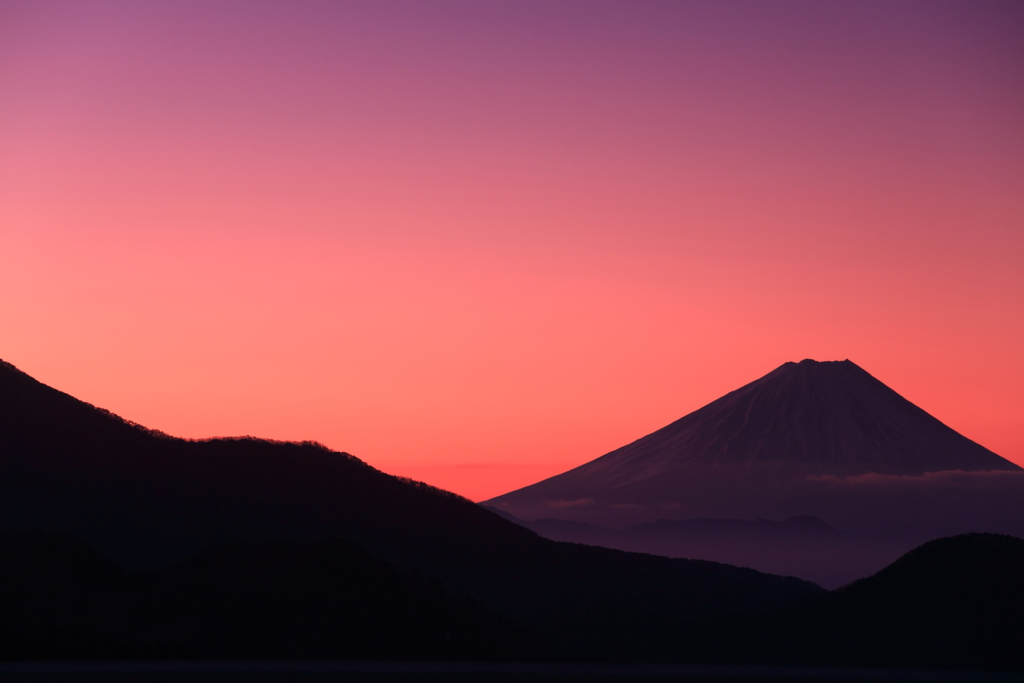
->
[2,0,1022,501]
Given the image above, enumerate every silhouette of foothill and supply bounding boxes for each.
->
[671,533,1024,671]
[0,530,541,660]
[0,359,821,662]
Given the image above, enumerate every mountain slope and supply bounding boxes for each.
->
[0,531,542,661]
[0,359,820,638]
[4,531,1020,668]
[499,359,1015,494]
[675,533,1024,670]
[485,360,1023,531]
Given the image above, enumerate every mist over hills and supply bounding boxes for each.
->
[484,509,913,589]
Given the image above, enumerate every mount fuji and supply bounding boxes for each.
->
[485,360,1023,586]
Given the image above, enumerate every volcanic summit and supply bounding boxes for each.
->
[485,360,1020,530]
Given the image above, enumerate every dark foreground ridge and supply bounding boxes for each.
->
[1,662,1022,683]
[0,531,540,661]
[0,359,817,660]
[673,533,1024,671]
[0,530,1021,672]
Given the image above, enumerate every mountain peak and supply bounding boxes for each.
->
[783,358,855,370]
[583,358,1017,477]
[487,360,1018,514]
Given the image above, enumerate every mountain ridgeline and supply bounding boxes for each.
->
[0,359,819,660]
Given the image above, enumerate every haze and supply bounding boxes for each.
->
[2,0,1022,500]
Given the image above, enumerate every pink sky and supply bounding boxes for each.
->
[2,1,1022,501]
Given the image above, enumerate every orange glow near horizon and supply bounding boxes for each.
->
[2,1,1022,501]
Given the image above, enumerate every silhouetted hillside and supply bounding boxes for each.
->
[672,533,1024,671]
[822,533,1024,669]
[3,531,1020,669]
[0,531,542,660]
[0,530,132,659]
[0,359,820,656]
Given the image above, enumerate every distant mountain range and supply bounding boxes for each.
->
[485,360,1024,585]
[484,508,912,589]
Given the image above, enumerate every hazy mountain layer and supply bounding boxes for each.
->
[486,508,913,589]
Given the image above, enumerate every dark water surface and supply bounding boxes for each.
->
[0,662,1020,683]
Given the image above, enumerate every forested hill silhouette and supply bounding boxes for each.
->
[0,359,819,641]
[2,529,1020,668]
[672,533,1024,671]
[0,530,542,661]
